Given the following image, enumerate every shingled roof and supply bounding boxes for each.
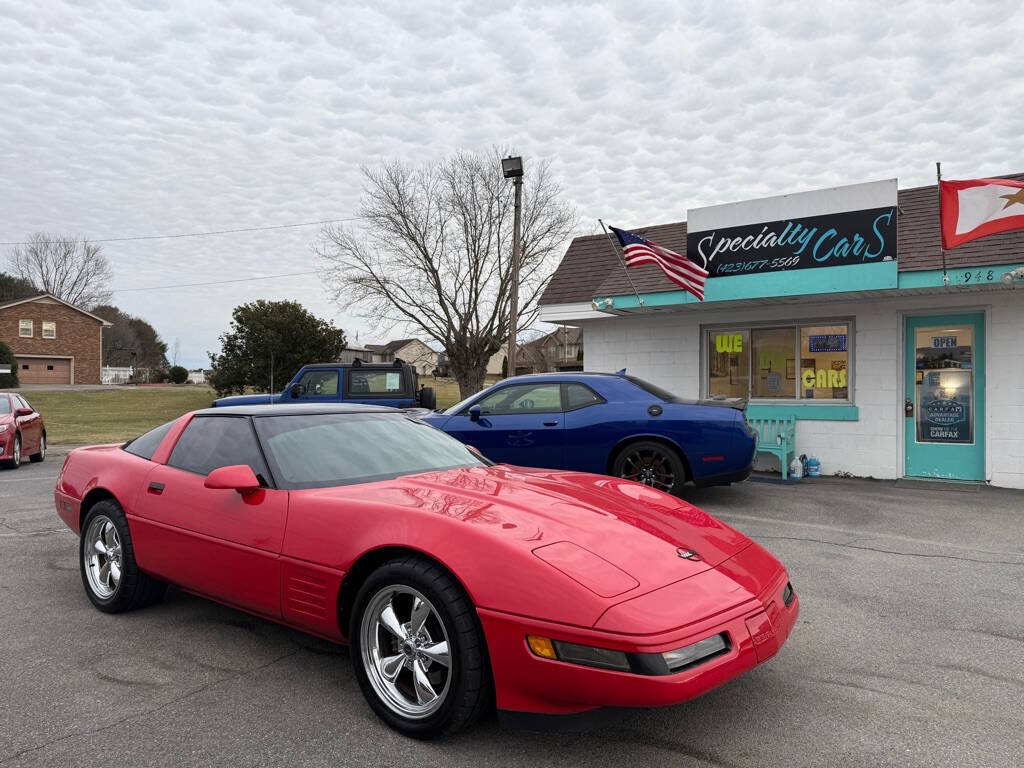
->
[540,174,1024,305]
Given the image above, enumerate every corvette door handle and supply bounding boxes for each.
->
[147,482,165,495]
[543,420,559,427]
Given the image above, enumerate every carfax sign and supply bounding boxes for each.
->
[686,179,899,296]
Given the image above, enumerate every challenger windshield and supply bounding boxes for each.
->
[254,412,487,489]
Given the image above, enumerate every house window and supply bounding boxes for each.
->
[706,321,852,402]
[19,319,33,337]
[42,321,56,339]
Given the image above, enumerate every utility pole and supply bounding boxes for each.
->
[502,156,524,377]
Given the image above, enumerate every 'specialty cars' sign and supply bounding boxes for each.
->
[686,179,898,282]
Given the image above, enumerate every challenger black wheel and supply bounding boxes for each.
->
[613,440,686,495]
[80,500,166,613]
[350,557,491,738]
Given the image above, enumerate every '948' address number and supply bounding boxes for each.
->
[962,270,995,283]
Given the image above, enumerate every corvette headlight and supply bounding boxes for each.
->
[0,424,8,434]
[662,633,729,672]
[527,635,630,672]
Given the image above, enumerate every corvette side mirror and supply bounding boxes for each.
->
[468,404,481,422]
[205,465,261,495]
[14,407,32,417]
[290,383,305,399]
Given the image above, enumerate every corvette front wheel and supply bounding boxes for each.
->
[350,557,491,738]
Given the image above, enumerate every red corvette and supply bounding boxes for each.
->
[54,404,798,738]
[1,392,47,468]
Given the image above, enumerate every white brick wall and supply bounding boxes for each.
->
[576,288,1024,489]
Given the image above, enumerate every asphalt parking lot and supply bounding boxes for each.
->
[1,454,1022,768]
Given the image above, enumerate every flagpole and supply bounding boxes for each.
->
[598,218,644,307]
[937,162,948,286]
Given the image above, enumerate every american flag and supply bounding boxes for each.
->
[610,226,708,301]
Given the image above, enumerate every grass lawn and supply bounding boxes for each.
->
[20,387,216,445]
[421,376,462,409]
[19,375,487,445]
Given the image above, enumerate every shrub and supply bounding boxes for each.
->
[169,365,189,384]
[0,341,17,388]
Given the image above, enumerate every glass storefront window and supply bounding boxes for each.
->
[705,321,852,402]
[915,325,974,443]
[799,325,849,399]
[751,328,797,399]
[707,330,750,399]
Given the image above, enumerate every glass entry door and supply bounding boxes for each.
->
[904,313,985,480]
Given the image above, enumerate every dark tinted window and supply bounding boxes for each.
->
[254,413,484,489]
[168,416,269,482]
[565,383,602,410]
[625,375,679,402]
[124,420,176,461]
[476,383,562,414]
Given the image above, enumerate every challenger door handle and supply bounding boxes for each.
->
[543,420,559,427]
[147,482,165,495]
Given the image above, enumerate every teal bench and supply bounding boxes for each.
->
[747,416,797,479]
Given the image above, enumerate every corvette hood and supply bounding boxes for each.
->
[331,465,752,596]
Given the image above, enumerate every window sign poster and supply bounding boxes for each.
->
[932,336,958,348]
[808,334,847,353]
[385,372,402,392]
[917,367,973,444]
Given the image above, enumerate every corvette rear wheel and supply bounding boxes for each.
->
[613,440,686,495]
[351,557,491,738]
[80,500,166,613]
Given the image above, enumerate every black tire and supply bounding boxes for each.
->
[612,440,687,495]
[79,499,167,613]
[419,386,437,410]
[349,557,491,739]
[29,432,45,463]
[1,433,21,469]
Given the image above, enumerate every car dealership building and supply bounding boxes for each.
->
[539,174,1024,489]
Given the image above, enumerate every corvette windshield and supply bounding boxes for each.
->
[254,412,487,489]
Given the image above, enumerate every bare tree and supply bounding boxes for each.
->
[7,233,113,308]
[315,149,577,398]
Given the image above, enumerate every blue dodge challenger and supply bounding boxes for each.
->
[422,372,756,493]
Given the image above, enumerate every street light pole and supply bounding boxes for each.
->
[502,156,524,378]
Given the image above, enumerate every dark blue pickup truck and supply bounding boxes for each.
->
[211,359,437,410]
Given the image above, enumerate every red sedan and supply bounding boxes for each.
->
[1,392,46,468]
[54,404,798,738]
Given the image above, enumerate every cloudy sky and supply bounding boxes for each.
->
[2,0,1022,368]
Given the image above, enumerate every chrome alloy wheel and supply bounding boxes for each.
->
[620,447,676,491]
[38,434,45,460]
[83,515,122,599]
[12,435,20,466]
[360,585,452,719]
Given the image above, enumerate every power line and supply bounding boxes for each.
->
[0,217,361,246]
[111,270,318,293]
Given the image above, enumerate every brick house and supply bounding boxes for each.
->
[0,294,111,384]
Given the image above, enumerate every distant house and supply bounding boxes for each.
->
[360,339,439,376]
[518,327,584,374]
[337,346,372,365]
[187,369,208,385]
[0,293,111,384]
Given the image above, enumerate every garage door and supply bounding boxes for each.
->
[17,358,71,384]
